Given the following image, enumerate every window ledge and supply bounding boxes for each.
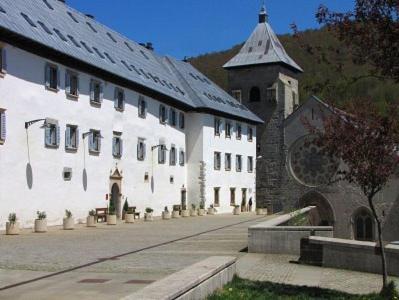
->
[138,114,147,119]
[90,100,102,107]
[45,144,59,149]
[0,71,6,78]
[89,149,101,155]
[115,107,124,112]
[65,146,78,152]
[236,137,242,140]
[113,155,122,159]
[66,93,79,100]
[46,86,59,93]
[0,140,4,145]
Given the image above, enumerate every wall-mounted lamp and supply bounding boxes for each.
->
[151,144,168,151]
[24,118,51,129]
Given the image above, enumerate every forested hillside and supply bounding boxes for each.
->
[189,28,399,106]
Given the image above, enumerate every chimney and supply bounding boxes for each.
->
[145,42,154,51]
[85,14,95,19]
[58,0,66,3]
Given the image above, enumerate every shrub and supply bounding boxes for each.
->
[199,201,205,209]
[108,204,116,215]
[164,206,169,212]
[191,204,196,210]
[36,211,46,220]
[123,199,129,212]
[65,210,72,218]
[88,209,96,216]
[8,213,16,223]
[380,281,398,299]
[145,207,153,213]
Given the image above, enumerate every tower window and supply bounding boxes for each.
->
[266,86,276,103]
[231,90,242,103]
[249,87,261,102]
[354,209,374,241]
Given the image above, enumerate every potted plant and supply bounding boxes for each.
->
[233,205,241,215]
[122,199,129,220]
[107,204,117,225]
[6,213,20,235]
[63,210,74,230]
[145,207,154,221]
[125,207,135,224]
[181,204,190,217]
[190,204,198,217]
[162,206,171,220]
[87,210,96,227]
[172,206,180,218]
[34,211,47,233]
[198,201,206,216]
[207,204,215,215]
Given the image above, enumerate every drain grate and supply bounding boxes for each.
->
[125,279,155,284]
[78,279,110,283]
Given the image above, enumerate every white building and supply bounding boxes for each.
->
[0,0,262,228]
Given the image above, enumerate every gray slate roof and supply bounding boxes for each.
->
[223,8,303,73]
[0,0,262,123]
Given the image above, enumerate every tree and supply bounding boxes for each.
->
[305,98,399,290]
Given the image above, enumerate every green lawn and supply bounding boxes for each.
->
[208,276,398,300]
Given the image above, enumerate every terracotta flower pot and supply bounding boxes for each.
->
[207,208,215,215]
[125,214,135,223]
[190,209,198,217]
[63,217,74,230]
[6,222,20,235]
[144,212,153,221]
[181,210,190,217]
[172,211,180,218]
[34,219,47,233]
[162,211,171,220]
[198,209,205,216]
[233,207,241,215]
[87,216,96,227]
[107,214,117,225]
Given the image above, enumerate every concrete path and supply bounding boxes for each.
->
[237,253,399,295]
[0,213,269,300]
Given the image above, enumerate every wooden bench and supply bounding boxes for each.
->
[129,206,141,219]
[95,207,107,223]
[121,256,236,300]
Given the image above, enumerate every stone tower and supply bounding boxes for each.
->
[223,5,303,212]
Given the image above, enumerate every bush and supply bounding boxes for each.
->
[88,209,96,216]
[380,281,398,299]
[108,204,116,215]
[36,211,46,220]
[8,213,16,223]
[164,206,169,212]
[65,210,72,218]
[123,199,129,212]
[145,207,153,213]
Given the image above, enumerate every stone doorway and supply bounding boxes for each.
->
[181,189,187,210]
[299,191,335,226]
[110,168,123,219]
[241,188,247,212]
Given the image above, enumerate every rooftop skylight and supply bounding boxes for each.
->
[54,28,68,42]
[42,0,53,10]
[0,5,6,13]
[21,13,37,27]
[38,21,52,34]
[86,22,97,33]
[67,11,79,23]
[107,32,117,43]
[124,42,134,52]
[121,60,132,71]
[93,47,105,59]
[80,41,93,53]
[104,52,115,64]
[68,35,81,48]
[140,50,149,60]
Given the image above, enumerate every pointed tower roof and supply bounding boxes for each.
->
[223,5,303,72]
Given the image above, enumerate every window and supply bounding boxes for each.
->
[248,156,254,173]
[0,109,6,143]
[63,167,72,181]
[225,153,232,171]
[89,130,101,153]
[214,152,221,170]
[112,134,123,158]
[169,145,177,165]
[137,138,146,161]
[179,112,185,129]
[354,209,374,241]
[65,125,78,150]
[158,144,167,164]
[44,122,60,148]
[169,109,177,126]
[236,123,242,140]
[179,150,185,166]
[266,86,276,103]
[45,63,59,91]
[214,187,220,207]
[138,96,147,118]
[231,90,242,103]
[90,79,103,104]
[249,86,261,102]
[247,126,253,142]
[0,47,7,75]
[159,105,167,124]
[225,121,232,138]
[236,155,242,172]
[65,71,79,98]
[230,188,236,206]
[114,87,125,111]
[214,118,222,136]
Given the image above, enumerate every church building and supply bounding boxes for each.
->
[224,6,399,241]
[0,0,261,228]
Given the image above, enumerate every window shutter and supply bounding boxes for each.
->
[88,133,93,151]
[44,127,51,146]
[114,88,118,108]
[90,80,94,100]
[137,142,140,160]
[45,64,50,88]
[65,126,71,148]
[143,100,147,116]
[99,83,104,102]
[76,75,80,97]
[56,68,60,90]
[75,127,79,149]
[65,72,71,95]
[159,106,162,122]
[98,132,102,152]
[120,139,123,157]
[143,143,146,160]
[56,125,61,146]
[112,137,116,156]
[1,48,7,72]
[0,111,6,141]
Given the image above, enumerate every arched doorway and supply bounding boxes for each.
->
[110,183,121,219]
[352,207,375,241]
[249,87,261,102]
[299,191,335,226]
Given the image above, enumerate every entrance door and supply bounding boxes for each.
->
[111,183,121,219]
[241,188,247,212]
[181,189,187,210]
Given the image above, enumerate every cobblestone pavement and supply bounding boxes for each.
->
[0,213,269,300]
[237,253,399,295]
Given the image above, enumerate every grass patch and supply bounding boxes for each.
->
[208,276,398,299]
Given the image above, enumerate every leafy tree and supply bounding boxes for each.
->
[305,98,399,290]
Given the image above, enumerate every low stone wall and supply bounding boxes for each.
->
[308,236,399,276]
[248,207,334,255]
[121,256,236,300]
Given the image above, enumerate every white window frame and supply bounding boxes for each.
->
[159,105,168,124]
[248,156,254,173]
[214,151,221,170]
[247,126,253,142]
[169,145,177,166]
[179,150,185,166]
[114,87,125,111]
[158,144,167,164]
[225,153,231,171]
[225,121,232,138]
[137,138,146,161]
[65,70,79,98]
[236,123,242,140]
[138,96,147,118]
[112,134,123,158]
[89,129,101,153]
[214,118,221,136]
[44,121,60,148]
[65,124,79,151]
[236,155,242,172]
[45,63,59,92]
[90,79,103,105]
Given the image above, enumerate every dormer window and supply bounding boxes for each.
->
[231,90,242,103]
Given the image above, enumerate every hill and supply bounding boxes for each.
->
[188,28,399,106]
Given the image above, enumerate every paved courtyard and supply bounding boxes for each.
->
[0,213,269,300]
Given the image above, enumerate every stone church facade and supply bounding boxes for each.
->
[224,6,399,241]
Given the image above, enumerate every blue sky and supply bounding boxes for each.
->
[67,0,355,59]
